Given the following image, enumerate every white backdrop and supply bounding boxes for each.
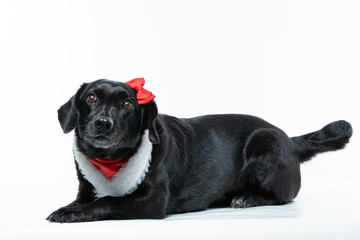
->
[0,0,359,239]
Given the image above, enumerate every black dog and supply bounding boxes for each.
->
[47,78,352,223]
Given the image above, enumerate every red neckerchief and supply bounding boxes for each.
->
[87,156,129,179]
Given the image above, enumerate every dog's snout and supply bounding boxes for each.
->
[94,118,114,132]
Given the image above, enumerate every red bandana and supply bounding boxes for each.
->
[87,156,129,179]
[126,78,155,104]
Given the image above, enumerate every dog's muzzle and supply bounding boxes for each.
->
[94,117,114,132]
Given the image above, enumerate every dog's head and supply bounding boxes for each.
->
[58,79,160,153]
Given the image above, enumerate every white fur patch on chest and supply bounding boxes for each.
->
[73,130,153,199]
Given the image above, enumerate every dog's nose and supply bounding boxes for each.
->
[94,118,114,132]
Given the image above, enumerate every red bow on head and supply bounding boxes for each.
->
[126,78,155,105]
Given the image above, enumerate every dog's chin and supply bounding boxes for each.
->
[86,136,119,149]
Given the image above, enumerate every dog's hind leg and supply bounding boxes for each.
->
[230,193,279,208]
[231,128,301,208]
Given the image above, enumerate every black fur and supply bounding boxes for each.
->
[47,79,352,223]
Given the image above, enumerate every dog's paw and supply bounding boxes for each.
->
[230,195,259,209]
[46,207,88,223]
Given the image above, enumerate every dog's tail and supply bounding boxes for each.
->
[291,120,352,163]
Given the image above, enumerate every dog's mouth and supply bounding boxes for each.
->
[86,135,119,149]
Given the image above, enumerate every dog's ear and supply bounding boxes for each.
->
[142,101,161,144]
[58,95,78,133]
[58,84,86,133]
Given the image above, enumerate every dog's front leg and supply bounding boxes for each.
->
[47,189,168,223]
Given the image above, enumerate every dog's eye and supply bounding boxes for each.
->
[86,95,97,104]
[123,101,133,110]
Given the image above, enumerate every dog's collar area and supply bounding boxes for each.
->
[86,156,130,179]
[74,130,153,198]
